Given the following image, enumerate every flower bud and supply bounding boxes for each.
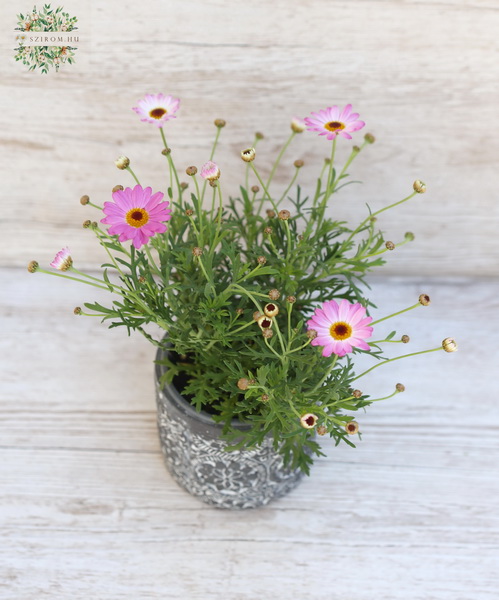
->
[352,145,361,153]
[268,289,281,300]
[186,166,198,176]
[345,421,359,435]
[287,295,296,304]
[74,306,82,315]
[115,156,130,170]
[405,231,415,241]
[264,303,279,318]
[241,148,256,162]
[255,132,264,140]
[138,275,146,283]
[317,425,328,436]
[50,247,73,271]
[27,260,39,273]
[258,315,273,330]
[214,118,226,128]
[293,159,304,168]
[385,241,395,251]
[291,117,306,133]
[396,383,405,392]
[201,161,221,181]
[352,389,362,398]
[236,308,244,315]
[278,209,290,221]
[413,180,426,194]
[264,226,273,235]
[401,335,410,343]
[419,294,431,306]
[442,337,458,352]
[185,209,193,216]
[192,247,203,257]
[251,185,260,193]
[262,328,274,339]
[82,220,91,228]
[364,133,375,144]
[261,394,269,402]
[300,413,318,429]
[306,329,317,340]
[161,147,171,156]
[237,378,250,390]
[257,256,267,265]
[80,194,89,205]
[180,182,188,190]
[266,209,276,219]
[112,185,124,193]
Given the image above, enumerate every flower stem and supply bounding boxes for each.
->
[351,347,443,382]
[125,166,141,186]
[252,164,279,214]
[160,128,181,199]
[37,268,111,291]
[311,354,338,392]
[276,166,299,207]
[370,302,421,326]
[266,131,296,189]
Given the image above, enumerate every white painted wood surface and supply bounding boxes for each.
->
[1,0,498,276]
[1,269,497,599]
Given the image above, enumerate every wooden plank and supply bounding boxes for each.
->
[1,0,498,275]
[1,269,498,597]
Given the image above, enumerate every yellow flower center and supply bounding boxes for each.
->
[149,107,167,119]
[126,208,149,228]
[330,321,352,340]
[324,121,345,132]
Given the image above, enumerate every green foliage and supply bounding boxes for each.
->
[56,127,419,472]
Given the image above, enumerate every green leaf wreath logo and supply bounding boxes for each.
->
[14,4,78,73]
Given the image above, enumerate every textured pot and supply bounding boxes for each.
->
[155,346,305,509]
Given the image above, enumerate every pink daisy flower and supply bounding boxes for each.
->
[132,94,180,127]
[101,185,172,249]
[304,104,365,140]
[50,247,73,271]
[200,161,221,181]
[307,299,373,358]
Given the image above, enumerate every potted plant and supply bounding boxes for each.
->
[28,94,457,509]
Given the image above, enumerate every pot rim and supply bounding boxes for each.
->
[155,344,251,432]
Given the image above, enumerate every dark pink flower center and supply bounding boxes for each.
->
[149,107,167,119]
[126,208,149,228]
[330,321,352,340]
[325,121,345,132]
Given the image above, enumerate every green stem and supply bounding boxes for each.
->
[252,164,279,214]
[125,166,141,186]
[264,336,284,362]
[144,245,161,276]
[276,167,299,207]
[266,131,296,189]
[38,268,111,291]
[370,302,420,326]
[311,354,338,392]
[367,389,401,402]
[160,128,181,199]
[70,267,122,291]
[351,347,443,382]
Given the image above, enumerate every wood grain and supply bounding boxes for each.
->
[1,268,498,599]
[0,0,498,276]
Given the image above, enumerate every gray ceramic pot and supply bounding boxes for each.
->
[155,346,305,509]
